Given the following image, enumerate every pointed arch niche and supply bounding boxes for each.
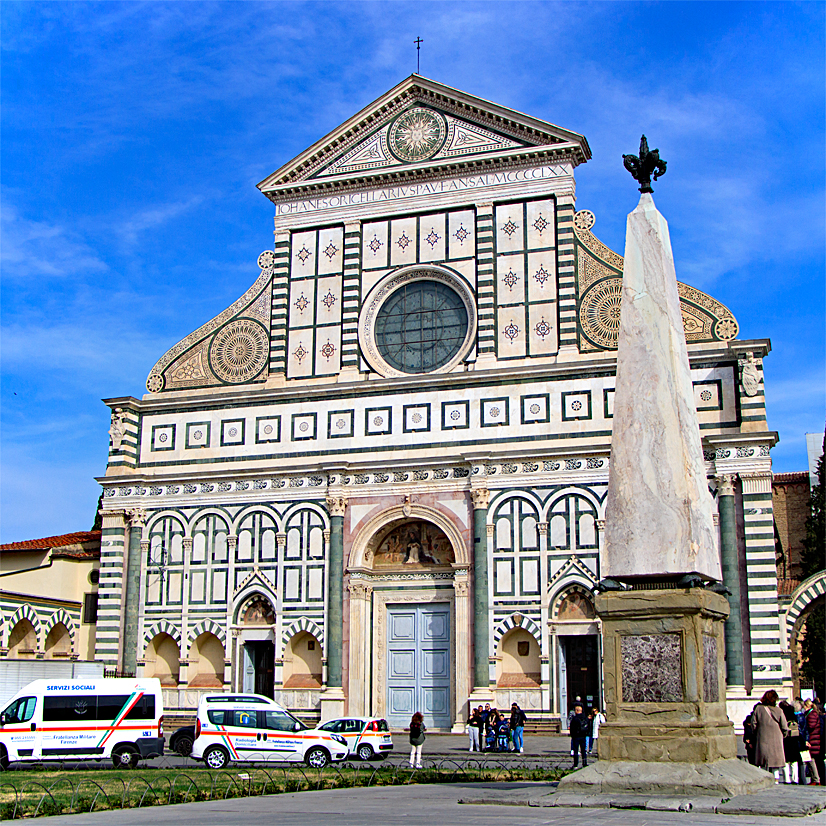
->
[346,502,471,732]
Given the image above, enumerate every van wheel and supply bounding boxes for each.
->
[174,734,194,757]
[112,745,139,769]
[204,746,229,770]
[305,747,329,769]
[357,744,373,761]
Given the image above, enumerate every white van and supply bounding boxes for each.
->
[0,678,164,769]
[191,693,348,768]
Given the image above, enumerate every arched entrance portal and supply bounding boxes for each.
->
[347,504,471,732]
[238,595,276,697]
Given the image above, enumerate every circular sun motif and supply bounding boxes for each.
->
[257,250,275,270]
[715,317,739,340]
[579,278,624,349]
[529,403,541,415]
[210,319,268,383]
[388,107,446,162]
[411,412,423,424]
[146,372,165,393]
[574,210,596,232]
[263,424,273,435]
[700,390,713,401]
[228,427,238,437]
[373,416,384,427]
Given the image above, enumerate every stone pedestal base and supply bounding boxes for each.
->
[467,687,496,714]
[557,759,774,797]
[558,587,771,797]
[319,687,346,722]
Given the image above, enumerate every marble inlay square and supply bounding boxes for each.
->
[403,403,431,433]
[221,418,245,447]
[528,302,558,355]
[521,394,550,424]
[562,390,592,421]
[389,217,417,267]
[603,388,615,419]
[185,421,211,450]
[316,275,342,325]
[362,221,389,269]
[481,397,509,427]
[287,329,313,378]
[497,307,526,359]
[314,325,341,377]
[291,412,317,441]
[495,203,524,253]
[621,633,683,703]
[317,226,344,275]
[703,634,719,703]
[418,215,446,263]
[441,400,469,430]
[496,254,525,305]
[365,406,392,436]
[526,251,557,302]
[494,558,514,596]
[448,210,475,259]
[328,409,354,439]
[694,380,723,412]
[291,230,316,274]
[525,198,556,250]
[151,423,176,452]
[289,283,315,328]
[255,415,281,444]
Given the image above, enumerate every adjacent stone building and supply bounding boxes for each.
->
[95,76,788,729]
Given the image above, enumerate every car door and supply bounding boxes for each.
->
[2,696,39,760]
[227,708,260,761]
[340,719,364,755]
[259,709,301,762]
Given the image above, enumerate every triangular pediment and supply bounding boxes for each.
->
[258,75,590,201]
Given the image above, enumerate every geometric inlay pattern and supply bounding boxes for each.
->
[209,319,269,383]
[579,277,623,349]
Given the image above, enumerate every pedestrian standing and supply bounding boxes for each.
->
[743,703,760,765]
[569,704,589,769]
[753,690,788,781]
[780,700,801,784]
[509,703,527,753]
[797,700,820,785]
[408,711,426,769]
[804,699,825,784]
[467,707,482,752]
[589,706,605,754]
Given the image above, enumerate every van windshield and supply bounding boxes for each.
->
[3,697,36,724]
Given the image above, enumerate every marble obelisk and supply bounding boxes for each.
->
[603,192,721,582]
[558,140,772,797]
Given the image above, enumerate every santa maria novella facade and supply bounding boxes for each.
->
[96,76,786,730]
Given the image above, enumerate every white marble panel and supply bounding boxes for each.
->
[482,397,509,427]
[289,283,315,329]
[291,231,316,276]
[190,570,206,602]
[448,210,475,259]
[365,407,392,436]
[449,258,476,286]
[389,217,417,267]
[526,251,557,302]
[522,394,548,423]
[528,302,558,355]
[287,528,301,558]
[287,329,313,378]
[221,420,245,446]
[256,416,281,443]
[192,533,206,563]
[309,528,323,557]
[186,422,209,449]
[525,199,556,250]
[497,307,526,359]
[362,221,388,268]
[604,389,615,419]
[291,412,317,441]
[563,391,591,421]
[521,558,539,593]
[285,568,301,601]
[307,567,323,600]
[496,517,511,549]
[317,226,343,275]
[404,404,430,432]
[495,203,524,253]
[211,570,227,602]
[442,401,467,429]
[314,324,341,376]
[694,381,721,411]
[168,572,183,603]
[261,529,276,560]
[315,275,342,325]
[418,213,446,262]
[362,267,389,298]
[496,254,525,305]
[495,559,512,594]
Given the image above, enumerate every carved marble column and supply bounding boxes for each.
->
[347,579,373,716]
[322,495,347,720]
[452,569,471,730]
[122,508,147,675]
[470,487,490,691]
[716,475,744,687]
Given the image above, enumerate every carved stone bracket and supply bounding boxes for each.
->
[470,488,490,511]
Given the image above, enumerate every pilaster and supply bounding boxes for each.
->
[95,509,127,668]
[716,475,744,687]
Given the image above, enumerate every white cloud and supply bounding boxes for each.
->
[118,196,204,245]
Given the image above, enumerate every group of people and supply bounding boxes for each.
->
[465,703,528,752]
[743,692,825,784]
[567,702,605,768]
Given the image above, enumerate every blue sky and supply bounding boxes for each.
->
[1,1,824,543]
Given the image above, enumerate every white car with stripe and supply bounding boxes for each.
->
[314,717,393,761]
[191,694,348,769]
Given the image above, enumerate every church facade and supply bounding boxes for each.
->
[95,76,785,730]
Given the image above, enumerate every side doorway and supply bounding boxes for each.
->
[242,642,275,698]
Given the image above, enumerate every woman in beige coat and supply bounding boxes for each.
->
[753,690,788,780]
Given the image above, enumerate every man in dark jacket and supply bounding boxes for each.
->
[569,704,590,768]
[509,703,527,752]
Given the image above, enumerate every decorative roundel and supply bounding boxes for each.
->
[209,319,269,383]
[574,210,596,232]
[714,317,739,341]
[579,277,623,349]
[146,372,165,393]
[257,250,275,270]
[388,107,447,163]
